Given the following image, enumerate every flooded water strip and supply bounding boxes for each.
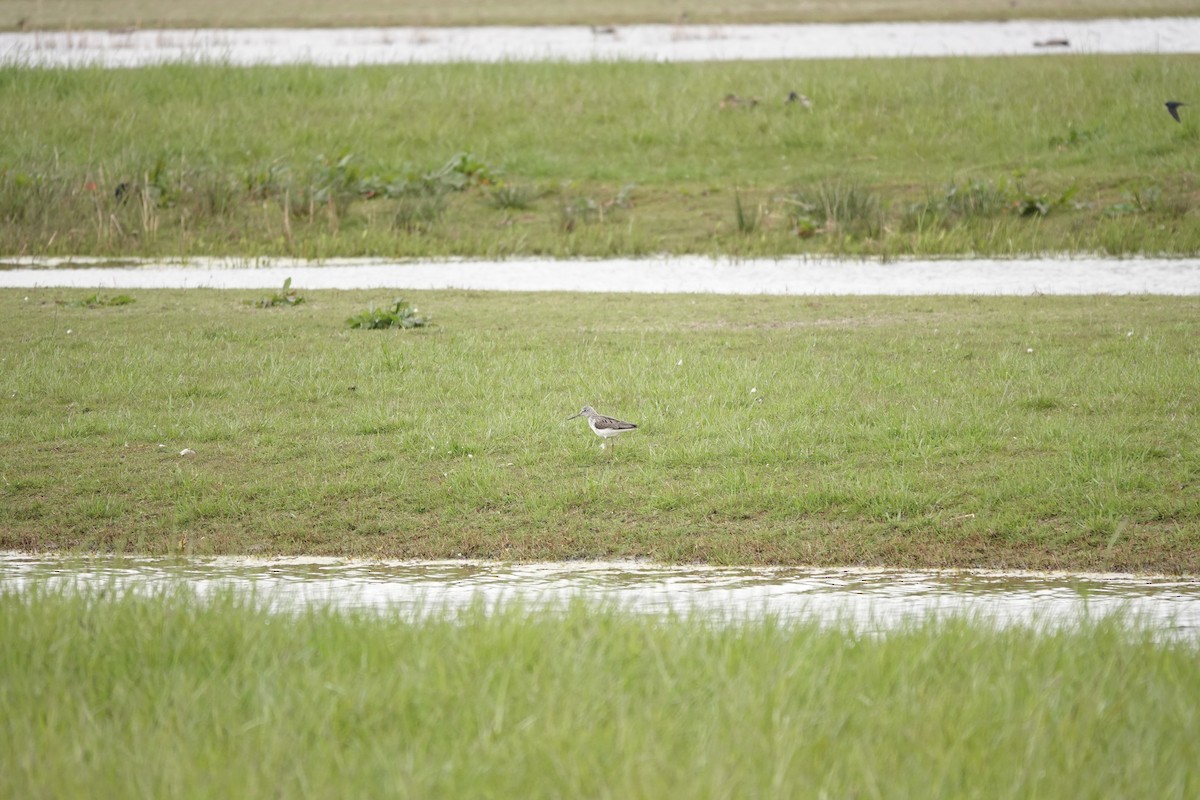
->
[3,256,1199,295]
[3,19,1200,67]
[3,552,1199,636]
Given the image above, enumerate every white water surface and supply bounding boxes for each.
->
[3,552,1198,635]
[2,18,1199,67]
[3,256,1199,295]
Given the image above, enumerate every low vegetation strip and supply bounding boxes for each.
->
[1,584,1197,799]
[1,289,1197,572]
[2,56,1198,259]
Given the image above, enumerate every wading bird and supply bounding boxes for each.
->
[568,406,638,450]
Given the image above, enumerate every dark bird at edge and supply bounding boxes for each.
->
[1165,101,1186,123]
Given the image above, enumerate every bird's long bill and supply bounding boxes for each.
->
[566,412,583,420]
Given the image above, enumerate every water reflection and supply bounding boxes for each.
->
[4,552,1198,635]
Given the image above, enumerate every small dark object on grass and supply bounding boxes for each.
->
[347,298,430,330]
[720,93,759,109]
[786,91,812,108]
[114,182,131,202]
[1165,101,1186,123]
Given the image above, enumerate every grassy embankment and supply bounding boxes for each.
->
[2,584,1198,799]
[4,0,1199,29]
[2,288,1197,571]
[2,55,1199,260]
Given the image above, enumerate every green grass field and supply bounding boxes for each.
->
[4,4,1198,794]
[2,288,1197,571]
[4,0,1199,30]
[2,584,1197,799]
[3,56,1199,259]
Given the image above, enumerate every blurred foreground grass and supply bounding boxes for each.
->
[2,583,1198,799]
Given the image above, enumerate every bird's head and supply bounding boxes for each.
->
[567,405,595,420]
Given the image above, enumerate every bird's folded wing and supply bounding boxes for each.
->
[594,416,637,431]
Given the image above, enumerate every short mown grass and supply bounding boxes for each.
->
[1,583,1197,799]
[1,288,1197,572]
[2,55,1198,258]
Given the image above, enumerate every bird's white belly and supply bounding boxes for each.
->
[589,422,627,438]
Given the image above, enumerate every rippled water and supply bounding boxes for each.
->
[4,552,1199,635]
[3,256,1199,295]
[2,18,1199,67]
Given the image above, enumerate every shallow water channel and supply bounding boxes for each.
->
[2,18,1199,67]
[4,552,1199,636]
[4,256,1200,295]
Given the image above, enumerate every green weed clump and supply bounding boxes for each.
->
[281,151,493,232]
[558,183,636,232]
[733,190,759,234]
[903,179,1013,230]
[391,188,449,233]
[784,181,883,239]
[1013,183,1080,218]
[2,583,1198,799]
[346,298,430,329]
[56,292,135,308]
[486,182,541,210]
[248,277,304,308]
